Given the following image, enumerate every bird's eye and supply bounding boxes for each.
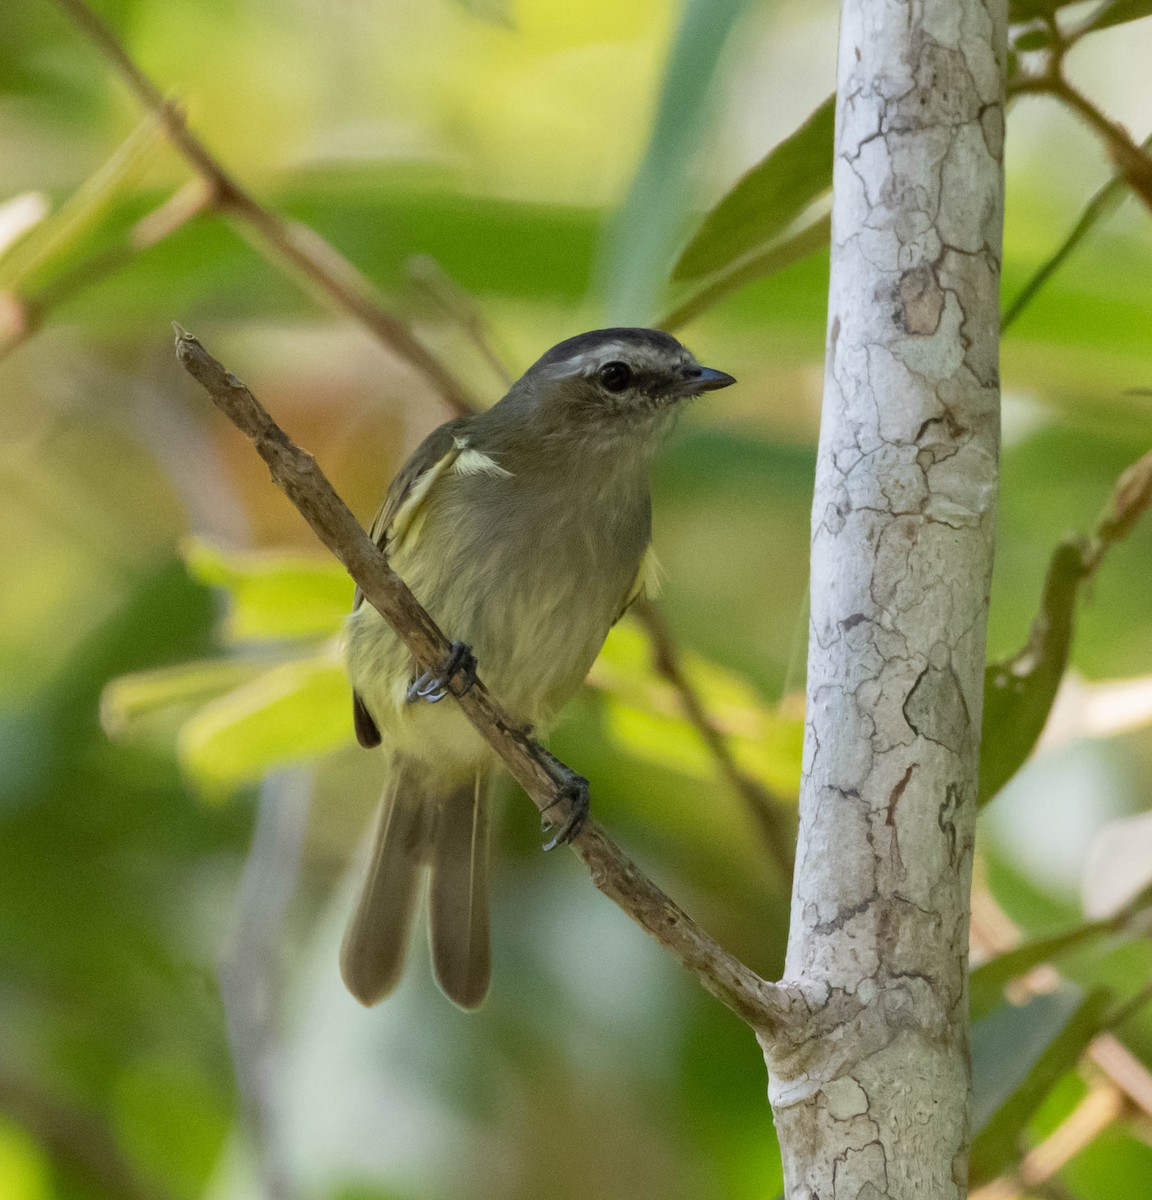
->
[598,361,633,392]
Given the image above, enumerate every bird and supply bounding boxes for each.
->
[341,327,735,1008]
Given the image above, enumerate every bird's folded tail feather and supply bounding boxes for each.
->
[340,755,491,1009]
[428,771,491,1009]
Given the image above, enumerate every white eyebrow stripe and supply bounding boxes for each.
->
[452,440,513,479]
[549,344,633,376]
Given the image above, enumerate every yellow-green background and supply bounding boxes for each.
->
[3,1,1152,1197]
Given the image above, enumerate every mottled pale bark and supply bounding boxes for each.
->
[763,2,1006,1196]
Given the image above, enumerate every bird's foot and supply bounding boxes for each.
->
[405,641,478,705]
[537,747,590,851]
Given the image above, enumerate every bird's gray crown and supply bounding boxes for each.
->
[529,327,691,380]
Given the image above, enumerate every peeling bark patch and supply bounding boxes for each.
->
[902,659,971,753]
[898,265,944,335]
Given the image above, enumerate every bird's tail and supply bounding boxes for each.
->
[340,755,491,1009]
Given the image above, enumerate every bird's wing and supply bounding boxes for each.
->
[352,418,470,611]
[614,544,664,625]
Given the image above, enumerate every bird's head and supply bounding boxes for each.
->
[506,328,735,441]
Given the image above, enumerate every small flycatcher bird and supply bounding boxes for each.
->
[342,328,735,1008]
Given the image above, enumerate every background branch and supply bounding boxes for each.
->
[632,596,794,877]
[52,0,478,416]
[173,324,794,1034]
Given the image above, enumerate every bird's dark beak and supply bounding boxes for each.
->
[679,364,736,395]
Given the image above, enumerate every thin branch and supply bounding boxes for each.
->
[1009,70,1152,215]
[405,255,514,388]
[173,325,793,1033]
[631,596,794,878]
[51,0,478,416]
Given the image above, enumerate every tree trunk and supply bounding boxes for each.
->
[766,2,1006,1195]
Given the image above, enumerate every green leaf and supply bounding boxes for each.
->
[0,116,161,294]
[1012,25,1054,49]
[979,539,1086,805]
[1078,0,1152,34]
[660,213,829,331]
[183,538,352,642]
[1002,131,1152,331]
[177,648,350,792]
[970,985,1112,1185]
[1008,0,1080,20]
[593,623,803,797]
[671,94,834,284]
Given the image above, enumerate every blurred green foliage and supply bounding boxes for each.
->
[2,1,1152,1198]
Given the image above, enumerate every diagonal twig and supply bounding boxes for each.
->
[173,324,794,1033]
[51,0,477,416]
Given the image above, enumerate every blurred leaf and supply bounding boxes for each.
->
[1002,131,1152,331]
[603,700,716,779]
[981,444,1152,803]
[183,538,351,642]
[661,213,829,331]
[0,1119,50,1200]
[970,985,1112,1185]
[971,921,1117,1022]
[1009,0,1081,19]
[177,646,349,792]
[599,0,751,322]
[100,657,267,738]
[672,94,834,284]
[1011,24,1054,48]
[0,116,161,294]
[979,539,1086,805]
[1060,1125,1152,1199]
[113,1056,231,1199]
[594,624,803,798]
[1078,0,1152,34]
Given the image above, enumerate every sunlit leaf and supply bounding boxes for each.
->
[100,657,269,739]
[183,538,352,642]
[671,94,834,284]
[970,985,1112,1185]
[594,624,803,797]
[177,647,350,792]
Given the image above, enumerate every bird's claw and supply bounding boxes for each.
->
[405,641,478,705]
[539,760,590,851]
